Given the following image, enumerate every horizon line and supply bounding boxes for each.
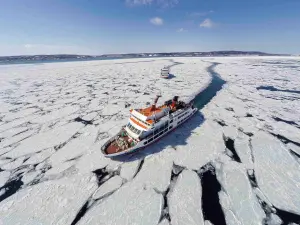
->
[0,50,291,57]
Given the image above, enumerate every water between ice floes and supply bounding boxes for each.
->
[193,62,226,109]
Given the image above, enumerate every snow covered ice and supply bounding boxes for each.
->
[0,57,300,224]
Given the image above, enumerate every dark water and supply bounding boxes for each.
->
[223,136,242,163]
[193,63,226,109]
[200,166,226,225]
[257,86,300,94]
[0,57,121,66]
[0,55,188,66]
[0,177,23,202]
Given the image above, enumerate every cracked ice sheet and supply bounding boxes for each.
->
[44,161,76,177]
[31,105,80,124]
[0,115,38,133]
[169,170,204,225]
[0,173,97,225]
[92,175,123,199]
[213,58,300,121]
[4,122,84,158]
[172,119,225,170]
[23,148,55,165]
[215,159,265,225]
[0,128,37,149]
[120,159,141,180]
[48,125,98,166]
[234,136,254,169]
[252,131,300,215]
[158,219,170,225]
[271,121,300,143]
[77,179,163,225]
[75,139,123,174]
[1,156,26,170]
[1,56,299,223]
[133,146,175,192]
[2,108,40,122]
[0,171,10,187]
[0,126,28,139]
[287,143,300,157]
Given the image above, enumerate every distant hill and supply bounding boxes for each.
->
[100,51,289,58]
[0,51,290,64]
[0,54,97,63]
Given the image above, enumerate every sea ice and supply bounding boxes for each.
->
[173,120,225,170]
[48,125,98,166]
[1,56,300,224]
[234,136,254,168]
[133,147,175,192]
[4,122,84,158]
[77,179,163,225]
[119,159,141,180]
[169,170,204,225]
[0,173,97,225]
[92,175,123,199]
[215,160,265,225]
[252,131,300,215]
[0,171,10,187]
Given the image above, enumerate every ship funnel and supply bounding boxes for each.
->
[171,96,179,108]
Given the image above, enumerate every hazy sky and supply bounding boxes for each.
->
[0,0,299,55]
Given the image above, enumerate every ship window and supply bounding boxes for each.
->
[169,125,173,130]
[170,120,173,123]
[149,138,153,142]
[127,123,141,135]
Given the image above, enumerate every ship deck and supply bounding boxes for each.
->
[105,136,132,155]
[138,105,168,117]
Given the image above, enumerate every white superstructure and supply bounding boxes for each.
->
[161,67,170,78]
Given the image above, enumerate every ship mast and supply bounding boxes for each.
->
[151,94,161,111]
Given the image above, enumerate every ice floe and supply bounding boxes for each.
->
[215,160,265,225]
[251,132,300,215]
[169,170,204,225]
[0,174,97,225]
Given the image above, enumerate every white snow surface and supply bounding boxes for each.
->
[0,174,97,225]
[252,132,300,215]
[215,159,265,225]
[0,56,300,224]
[169,170,204,225]
[77,179,163,225]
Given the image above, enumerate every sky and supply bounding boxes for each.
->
[0,0,300,56]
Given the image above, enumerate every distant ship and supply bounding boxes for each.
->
[161,67,170,79]
[101,95,197,157]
